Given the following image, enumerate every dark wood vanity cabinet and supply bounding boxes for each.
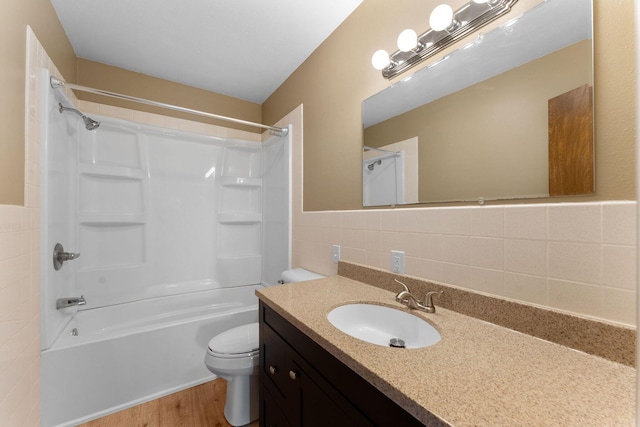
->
[259,301,425,427]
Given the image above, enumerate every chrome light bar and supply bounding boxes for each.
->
[380,0,519,79]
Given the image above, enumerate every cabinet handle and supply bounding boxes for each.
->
[269,365,278,375]
[289,370,298,380]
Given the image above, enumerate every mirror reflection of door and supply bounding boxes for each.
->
[548,84,594,196]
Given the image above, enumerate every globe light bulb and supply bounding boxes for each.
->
[397,29,418,52]
[371,49,391,70]
[429,4,454,31]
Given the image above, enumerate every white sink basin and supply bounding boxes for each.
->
[327,303,441,349]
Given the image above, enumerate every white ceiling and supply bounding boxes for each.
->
[50,0,363,103]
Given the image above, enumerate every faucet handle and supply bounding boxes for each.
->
[424,291,443,313]
[53,243,81,271]
[394,279,410,293]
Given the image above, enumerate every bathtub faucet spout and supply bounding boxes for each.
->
[56,296,86,310]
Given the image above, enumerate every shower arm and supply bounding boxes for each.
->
[50,76,289,137]
[58,103,101,130]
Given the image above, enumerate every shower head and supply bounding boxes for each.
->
[84,116,101,131]
[58,103,100,130]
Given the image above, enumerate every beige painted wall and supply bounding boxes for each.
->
[76,59,262,134]
[364,41,592,203]
[262,0,637,211]
[0,0,77,206]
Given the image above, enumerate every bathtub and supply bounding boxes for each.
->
[41,284,261,427]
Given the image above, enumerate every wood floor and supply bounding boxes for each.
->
[78,379,260,427]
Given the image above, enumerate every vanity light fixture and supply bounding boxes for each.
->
[372,0,518,78]
[397,29,419,52]
[371,49,392,70]
[429,4,455,32]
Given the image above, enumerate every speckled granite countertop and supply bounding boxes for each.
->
[256,276,636,426]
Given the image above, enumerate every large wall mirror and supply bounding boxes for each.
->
[362,0,593,206]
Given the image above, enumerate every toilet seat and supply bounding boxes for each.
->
[207,322,259,359]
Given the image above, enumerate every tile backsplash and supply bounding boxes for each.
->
[292,201,637,326]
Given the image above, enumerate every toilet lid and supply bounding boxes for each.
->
[208,322,259,355]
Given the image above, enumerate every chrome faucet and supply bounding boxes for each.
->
[56,296,86,310]
[394,279,442,313]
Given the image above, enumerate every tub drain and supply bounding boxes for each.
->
[389,338,405,348]
[71,328,79,336]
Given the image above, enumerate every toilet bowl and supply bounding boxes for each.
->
[204,268,324,426]
[205,323,260,426]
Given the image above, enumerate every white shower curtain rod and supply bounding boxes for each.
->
[364,146,400,154]
[364,151,400,164]
[49,76,288,137]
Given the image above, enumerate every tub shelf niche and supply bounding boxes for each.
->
[221,176,262,188]
[78,212,146,224]
[219,176,262,215]
[217,255,262,286]
[218,213,262,225]
[216,143,263,286]
[79,169,145,215]
[78,164,146,180]
[78,222,146,270]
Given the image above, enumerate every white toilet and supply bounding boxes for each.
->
[204,268,324,426]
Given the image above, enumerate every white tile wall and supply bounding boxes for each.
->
[505,205,546,239]
[0,26,47,427]
[293,201,637,326]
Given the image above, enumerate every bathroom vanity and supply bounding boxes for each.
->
[259,301,427,426]
[257,275,635,426]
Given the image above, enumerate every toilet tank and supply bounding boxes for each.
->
[278,268,325,284]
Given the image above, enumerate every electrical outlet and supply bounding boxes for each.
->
[332,245,341,264]
[391,250,404,274]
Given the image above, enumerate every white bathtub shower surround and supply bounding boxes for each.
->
[41,285,260,427]
[41,71,289,348]
[40,69,292,427]
[74,120,266,306]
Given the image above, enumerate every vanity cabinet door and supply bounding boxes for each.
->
[260,381,291,427]
[262,325,292,399]
[261,324,372,427]
[292,359,374,427]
